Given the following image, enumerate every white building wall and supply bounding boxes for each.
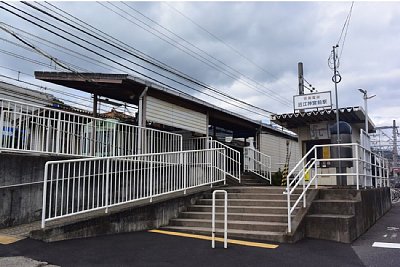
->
[259,132,301,173]
[146,96,207,134]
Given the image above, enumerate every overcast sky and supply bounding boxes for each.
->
[0,1,399,129]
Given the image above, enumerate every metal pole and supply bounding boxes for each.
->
[212,190,228,249]
[333,45,340,146]
[298,62,304,95]
[332,45,344,186]
[364,95,368,134]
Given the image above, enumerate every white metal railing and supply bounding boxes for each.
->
[285,143,390,233]
[244,146,272,183]
[183,137,212,150]
[210,140,241,182]
[183,137,241,182]
[0,98,182,157]
[41,148,226,228]
[212,190,228,249]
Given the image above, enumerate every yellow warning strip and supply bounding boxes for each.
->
[0,234,24,245]
[148,229,278,249]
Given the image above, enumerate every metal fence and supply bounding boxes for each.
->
[41,148,226,227]
[244,146,272,183]
[0,98,182,157]
[183,137,241,182]
[285,143,390,233]
[210,140,241,182]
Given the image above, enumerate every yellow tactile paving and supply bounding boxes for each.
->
[0,234,25,245]
[148,229,279,249]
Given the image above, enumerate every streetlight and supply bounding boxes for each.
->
[358,88,376,134]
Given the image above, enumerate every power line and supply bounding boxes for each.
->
[119,2,292,106]
[164,2,298,96]
[97,1,291,107]
[1,2,274,117]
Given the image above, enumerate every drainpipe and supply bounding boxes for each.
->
[138,86,148,154]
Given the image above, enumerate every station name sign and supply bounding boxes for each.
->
[293,91,332,111]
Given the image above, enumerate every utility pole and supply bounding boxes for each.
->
[298,62,304,95]
[331,44,346,186]
[393,120,398,169]
[332,45,340,146]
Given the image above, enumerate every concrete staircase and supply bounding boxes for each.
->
[305,188,361,243]
[162,184,303,243]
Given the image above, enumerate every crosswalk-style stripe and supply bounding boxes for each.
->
[372,242,400,249]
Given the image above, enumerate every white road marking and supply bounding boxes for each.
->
[383,234,388,238]
[372,242,400,249]
[391,233,397,238]
[386,227,399,231]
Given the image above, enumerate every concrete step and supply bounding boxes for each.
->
[310,199,359,215]
[179,211,291,222]
[187,205,299,215]
[168,218,288,232]
[204,192,301,200]
[160,226,287,243]
[318,189,360,201]
[224,186,302,194]
[305,213,356,243]
[240,183,270,186]
[197,199,301,207]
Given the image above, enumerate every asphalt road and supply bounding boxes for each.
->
[352,202,400,267]
[1,204,400,267]
[1,231,362,267]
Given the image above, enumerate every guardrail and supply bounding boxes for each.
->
[183,137,241,182]
[0,98,182,157]
[41,148,226,228]
[244,146,272,183]
[285,143,390,233]
[210,140,241,182]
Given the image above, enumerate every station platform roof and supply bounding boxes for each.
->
[271,106,375,133]
[35,71,296,139]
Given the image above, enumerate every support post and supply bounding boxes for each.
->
[212,190,228,249]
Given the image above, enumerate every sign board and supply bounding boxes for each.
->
[293,91,332,111]
[310,122,330,140]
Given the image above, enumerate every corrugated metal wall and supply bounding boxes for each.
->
[146,96,207,134]
[259,133,301,173]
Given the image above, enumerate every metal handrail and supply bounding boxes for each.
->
[210,140,241,182]
[212,189,228,249]
[244,146,272,183]
[41,148,226,228]
[285,143,390,233]
[183,137,241,182]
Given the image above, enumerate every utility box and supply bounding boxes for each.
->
[330,121,353,168]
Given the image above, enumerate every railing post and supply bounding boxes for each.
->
[355,145,359,190]
[238,153,241,184]
[0,110,4,149]
[41,162,49,229]
[287,186,291,233]
[223,149,226,185]
[55,111,61,154]
[314,148,318,189]
[112,122,117,156]
[212,190,227,249]
[105,158,110,213]
[150,154,153,202]
[386,160,389,187]
[183,152,187,194]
